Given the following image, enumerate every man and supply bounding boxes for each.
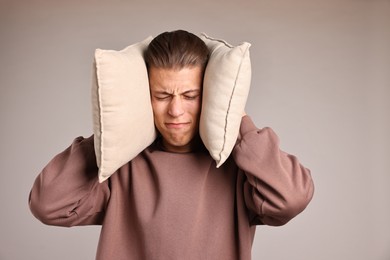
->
[29,30,314,260]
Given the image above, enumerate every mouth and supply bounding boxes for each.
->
[165,122,190,129]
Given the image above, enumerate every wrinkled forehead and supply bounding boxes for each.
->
[148,66,204,92]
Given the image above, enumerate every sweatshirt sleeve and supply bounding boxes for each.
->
[232,116,314,226]
[29,135,110,227]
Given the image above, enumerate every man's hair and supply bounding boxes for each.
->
[144,30,209,70]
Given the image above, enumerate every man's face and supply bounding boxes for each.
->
[149,66,203,153]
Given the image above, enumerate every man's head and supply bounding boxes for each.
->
[144,30,209,153]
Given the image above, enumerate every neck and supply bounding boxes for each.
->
[157,135,205,153]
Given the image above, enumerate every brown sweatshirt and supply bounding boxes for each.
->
[29,116,314,260]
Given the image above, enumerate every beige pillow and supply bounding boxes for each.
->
[200,33,252,167]
[92,37,157,183]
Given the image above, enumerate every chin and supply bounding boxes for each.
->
[162,135,194,151]
[169,139,191,148]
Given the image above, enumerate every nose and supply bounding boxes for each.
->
[168,96,184,117]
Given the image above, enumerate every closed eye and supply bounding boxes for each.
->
[152,90,200,101]
[154,95,171,101]
[183,94,199,100]
[182,90,201,100]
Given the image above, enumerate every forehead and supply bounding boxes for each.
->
[148,66,203,92]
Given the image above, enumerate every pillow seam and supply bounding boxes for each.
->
[219,44,251,164]
[94,51,105,174]
[201,33,233,48]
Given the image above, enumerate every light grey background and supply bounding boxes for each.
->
[1,0,389,259]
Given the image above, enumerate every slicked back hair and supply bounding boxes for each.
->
[144,30,209,71]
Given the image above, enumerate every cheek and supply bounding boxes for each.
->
[151,106,162,126]
[151,101,163,117]
[191,100,202,116]
[182,103,200,126]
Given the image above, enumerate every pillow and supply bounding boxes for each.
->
[92,36,157,183]
[199,33,252,167]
